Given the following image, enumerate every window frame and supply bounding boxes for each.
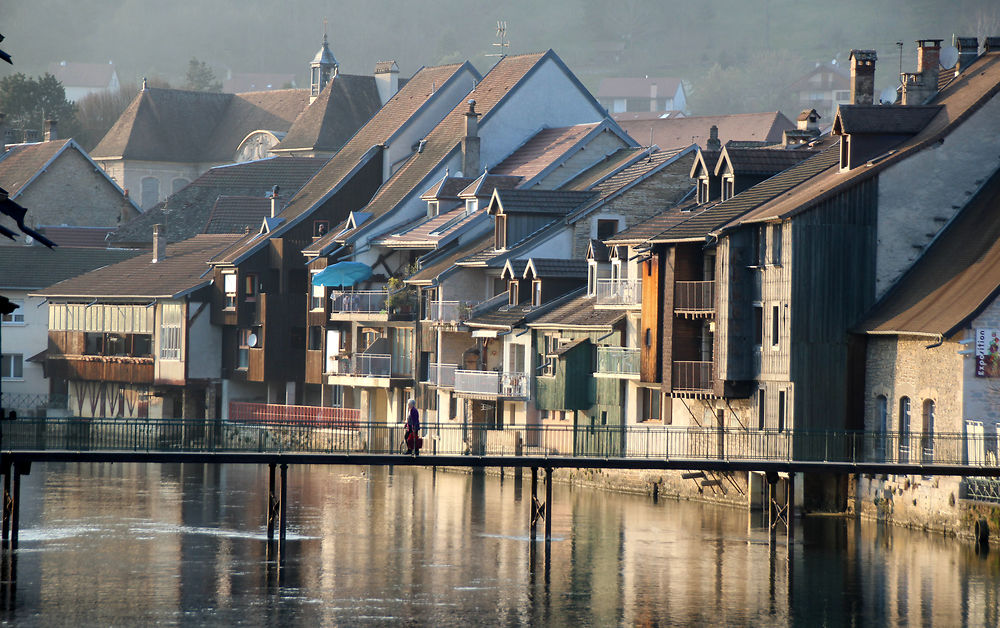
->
[1,353,24,380]
[495,214,507,250]
[1,300,24,325]
[223,273,237,310]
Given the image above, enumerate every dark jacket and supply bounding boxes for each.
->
[406,406,420,433]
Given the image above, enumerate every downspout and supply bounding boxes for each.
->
[924,334,944,349]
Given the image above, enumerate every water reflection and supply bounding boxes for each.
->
[0,463,998,626]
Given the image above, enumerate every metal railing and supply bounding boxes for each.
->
[674,281,715,312]
[672,361,713,391]
[963,477,1000,504]
[424,301,477,323]
[229,402,360,428]
[454,370,529,398]
[423,363,457,387]
[1,422,999,473]
[1,392,68,411]
[595,278,642,306]
[329,291,387,314]
[596,347,640,377]
[352,353,391,377]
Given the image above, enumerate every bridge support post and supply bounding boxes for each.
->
[544,467,552,541]
[279,464,288,543]
[1,464,9,549]
[8,462,26,552]
[267,463,277,541]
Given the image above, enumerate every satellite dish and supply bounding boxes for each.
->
[939,45,959,70]
[879,87,897,104]
[247,333,259,348]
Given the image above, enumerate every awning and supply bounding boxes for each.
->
[471,329,499,338]
[311,261,373,287]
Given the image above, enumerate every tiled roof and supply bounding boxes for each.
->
[491,123,602,181]
[37,226,115,248]
[223,73,297,93]
[615,111,794,151]
[565,147,693,218]
[109,157,327,246]
[373,205,484,248]
[203,196,272,234]
[560,147,649,191]
[93,87,308,163]
[47,62,115,88]
[465,302,536,329]
[606,198,701,244]
[528,293,624,329]
[732,51,1000,228]
[240,62,474,262]
[0,246,141,290]
[35,234,242,299]
[501,259,529,278]
[272,74,382,153]
[717,147,820,176]
[457,173,522,199]
[649,147,841,242]
[406,233,491,284]
[860,165,1000,337]
[598,77,683,98]
[421,175,476,201]
[587,239,610,262]
[492,189,597,215]
[690,149,721,177]
[833,105,942,135]
[525,258,588,278]
[0,140,70,196]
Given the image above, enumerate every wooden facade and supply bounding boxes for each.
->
[639,253,662,383]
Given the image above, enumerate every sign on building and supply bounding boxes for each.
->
[975,328,1000,377]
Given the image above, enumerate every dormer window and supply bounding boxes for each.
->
[427,201,439,218]
[495,214,507,250]
[697,178,709,204]
[722,176,735,201]
[466,198,477,214]
[313,220,329,238]
[597,219,618,241]
[508,280,519,305]
[532,280,542,306]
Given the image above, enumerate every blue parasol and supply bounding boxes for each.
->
[311,261,373,287]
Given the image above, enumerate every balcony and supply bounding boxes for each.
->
[47,355,154,384]
[454,370,529,398]
[596,347,640,378]
[329,291,388,320]
[674,281,715,316]
[328,353,392,380]
[423,363,457,387]
[423,300,477,324]
[672,361,713,394]
[595,278,641,308]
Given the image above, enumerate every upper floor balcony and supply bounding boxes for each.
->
[595,347,640,379]
[454,369,529,399]
[329,290,388,320]
[47,354,154,385]
[327,353,403,384]
[674,281,715,317]
[595,278,641,308]
[422,362,457,388]
[423,300,478,324]
[672,360,714,396]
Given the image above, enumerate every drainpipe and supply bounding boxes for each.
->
[924,334,944,349]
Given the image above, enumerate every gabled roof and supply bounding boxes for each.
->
[587,239,609,262]
[614,111,794,151]
[731,50,1000,228]
[204,196,272,234]
[421,175,476,201]
[271,74,382,153]
[524,258,588,278]
[715,146,820,176]
[406,232,492,285]
[35,234,242,299]
[605,197,700,245]
[109,156,327,246]
[528,292,624,329]
[690,149,722,178]
[501,259,529,279]
[859,165,1000,338]
[92,87,308,163]
[231,62,477,263]
[490,122,605,182]
[488,188,597,215]
[598,77,683,98]
[0,246,140,290]
[560,147,650,191]
[457,173,522,199]
[0,139,72,196]
[832,105,942,135]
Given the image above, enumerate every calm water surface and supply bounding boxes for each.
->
[0,462,998,627]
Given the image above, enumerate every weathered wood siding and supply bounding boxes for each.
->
[640,251,663,383]
[716,231,754,385]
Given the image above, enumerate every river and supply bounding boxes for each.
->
[0,462,998,626]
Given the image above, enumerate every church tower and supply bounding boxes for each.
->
[310,32,339,103]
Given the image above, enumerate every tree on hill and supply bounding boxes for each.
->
[183,58,221,92]
[0,72,76,142]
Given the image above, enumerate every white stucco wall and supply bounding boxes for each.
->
[0,290,48,398]
[187,299,222,380]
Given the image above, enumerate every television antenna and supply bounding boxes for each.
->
[896,41,904,85]
[486,20,510,58]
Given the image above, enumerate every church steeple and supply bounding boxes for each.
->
[310,24,339,103]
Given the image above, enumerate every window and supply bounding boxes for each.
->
[752,226,766,266]
[723,177,735,201]
[84,332,152,357]
[171,178,189,194]
[223,273,237,310]
[757,389,765,430]
[898,396,911,462]
[777,390,786,432]
[160,303,182,360]
[697,178,709,204]
[466,198,477,214]
[542,334,557,376]
[771,304,780,347]
[140,176,160,209]
[641,388,661,422]
[532,280,542,306]
[770,223,782,265]
[508,280,519,306]
[495,214,507,250]
[308,326,323,351]
[922,399,935,463]
[1,354,23,380]
[311,283,325,311]
[237,329,252,369]
[588,264,597,296]
[753,305,763,346]
[2,300,23,324]
[313,220,329,238]
[244,274,258,302]
[330,384,344,407]
[597,219,618,241]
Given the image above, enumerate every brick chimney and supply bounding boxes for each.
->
[706,125,721,151]
[797,109,820,133]
[43,119,57,142]
[955,37,979,73]
[902,39,943,105]
[849,49,877,105]
[152,224,166,263]
[269,184,280,218]
[461,99,481,177]
[0,113,6,154]
[374,60,399,105]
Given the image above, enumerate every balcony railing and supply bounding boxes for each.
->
[674,281,715,313]
[329,291,387,314]
[454,370,529,398]
[424,300,478,323]
[228,402,360,428]
[596,347,640,377]
[672,361,713,391]
[1,392,68,411]
[328,353,392,378]
[423,363,457,387]
[595,278,642,306]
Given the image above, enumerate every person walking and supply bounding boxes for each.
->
[405,399,421,456]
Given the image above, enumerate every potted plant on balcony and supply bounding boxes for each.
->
[386,263,419,316]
